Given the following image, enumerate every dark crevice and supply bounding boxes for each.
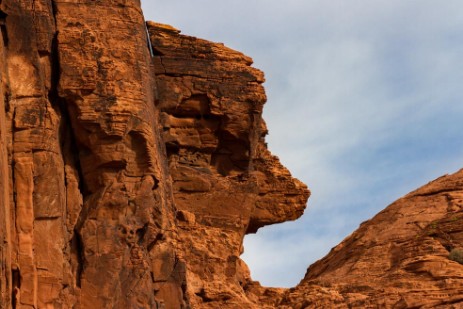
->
[71,231,84,288]
[47,27,60,95]
[50,0,58,24]
[0,24,7,47]
[98,160,127,170]
[34,216,60,221]
[48,23,88,198]
[181,280,189,308]
[151,47,164,56]
[11,267,19,309]
[38,50,50,57]
[413,189,458,198]
[150,271,155,283]
[195,289,213,303]
[165,142,180,157]
[4,93,10,113]
[0,9,8,46]
[48,3,87,291]
[136,223,148,245]
[147,233,164,252]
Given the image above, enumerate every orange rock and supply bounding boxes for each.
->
[0,1,178,307]
[278,171,463,308]
[0,3,307,307]
[149,22,309,308]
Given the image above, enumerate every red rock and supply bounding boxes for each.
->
[0,1,179,307]
[0,2,308,307]
[148,22,309,308]
[278,171,463,308]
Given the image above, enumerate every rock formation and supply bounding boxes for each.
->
[0,1,309,308]
[1,1,181,308]
[0,1,462,308]
[148,22,308,308]
[278,170,463,308]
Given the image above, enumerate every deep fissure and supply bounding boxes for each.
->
[47,5,87,290]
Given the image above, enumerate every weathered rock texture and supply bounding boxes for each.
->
[0,2,309,308]
[0,1,181,308]
[278,170,463,308]
[148,22,308,308]
[1,1,463,309]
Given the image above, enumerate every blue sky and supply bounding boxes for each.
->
[141,1,463,287]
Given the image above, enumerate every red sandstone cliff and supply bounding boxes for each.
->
[148,22,308,308]
[0,2,308,308]
[0,1,179,307]
[1,2,463,309]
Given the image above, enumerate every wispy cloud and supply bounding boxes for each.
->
[142,0,463,287]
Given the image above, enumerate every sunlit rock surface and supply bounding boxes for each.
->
[0,2,308,308]
[148,22,308,308]
[279,171,463,308]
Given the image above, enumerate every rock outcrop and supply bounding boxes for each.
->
[278,170,463,308]
[1,1,462,309]
[148,22,308,308]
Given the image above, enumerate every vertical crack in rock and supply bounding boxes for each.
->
[48,7,86,294]
[70,231,83,288]
[11,266,19,309]
[0,9,7,47]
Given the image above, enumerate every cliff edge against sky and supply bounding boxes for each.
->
[0,1,462,308]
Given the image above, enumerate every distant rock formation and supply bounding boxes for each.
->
[0,1,462,308]
[278,171,463,308]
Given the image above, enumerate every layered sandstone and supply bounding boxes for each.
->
[147,22,308,308]
[0,2,309,308]
[0,1,180,308]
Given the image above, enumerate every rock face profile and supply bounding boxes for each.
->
[0,1,462,308]
[148,22,308,308]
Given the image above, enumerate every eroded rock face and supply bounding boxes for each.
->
[0,2,308,308]
[148,22,309,308]
[0,1,182,308]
